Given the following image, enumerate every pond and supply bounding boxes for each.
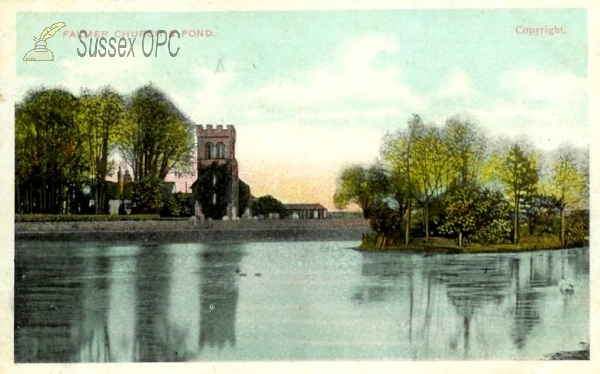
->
[14,241,589,362]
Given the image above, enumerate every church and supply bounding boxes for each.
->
[193,124,249,220]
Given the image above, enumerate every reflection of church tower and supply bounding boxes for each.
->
[196,124,239,219]
[198,247,242,350]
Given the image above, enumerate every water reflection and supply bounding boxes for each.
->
[14,242,588,362]
[352,249,588,360]
[198,247,243,351]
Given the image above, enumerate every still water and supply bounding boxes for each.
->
[15,241,588,362]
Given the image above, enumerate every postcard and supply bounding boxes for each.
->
[1,1,598,373]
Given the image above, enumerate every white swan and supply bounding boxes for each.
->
[559,279,574,295]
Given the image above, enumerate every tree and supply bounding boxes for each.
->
[381,114,423,244]
[77,87,125,214]
[547,146,588,246]
[412,123,450,241]
[522,194,559,235]
[367,201,404,249]
[119,84,195,181]
[15,87,86,214]
[131,175,163,214]
[333,162,389,219]
[443,116,487,188]
[493,143,539,243]
[439,186,510,247]
[252,195,287,218]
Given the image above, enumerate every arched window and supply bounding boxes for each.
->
[205,143,214,159]
[216,143,226,158]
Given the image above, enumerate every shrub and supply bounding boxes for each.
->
[161,193,194,217]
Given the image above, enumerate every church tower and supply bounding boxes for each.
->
[196,124,240,219]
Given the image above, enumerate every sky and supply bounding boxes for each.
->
[12,9,588,210]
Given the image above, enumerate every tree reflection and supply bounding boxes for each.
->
[198,246,243,351]
[430,255,509,357]
[352,252,413,304]
[508,257,541,350]
[15,245,110,362]
[134,245,172,361]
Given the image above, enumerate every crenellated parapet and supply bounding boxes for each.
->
[197,124,236,161]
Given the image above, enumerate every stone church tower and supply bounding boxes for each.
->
[196,124,240,219]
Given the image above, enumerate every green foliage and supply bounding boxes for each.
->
[15,87,87,214]
[161,193,194,217]
[16,214,160,222]
[119,84,195,181]
[547,146,588,246]
[367,202,404,247]
[238,180,251,217]
[523,194,559,235]
[252,195,287,218]
[131,175,163,214]
[443,116,487,187]
[492,143,539,243]
[77,87,125,214]
[193,162,233,219]
[564,210,589,247]
[439,186,511,246]
[333,163,389,219]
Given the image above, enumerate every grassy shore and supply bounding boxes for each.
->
[359,235,581,254]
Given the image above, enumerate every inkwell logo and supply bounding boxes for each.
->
[23,22,66,61]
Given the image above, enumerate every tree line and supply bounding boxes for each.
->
[15,85,195,215]
[334,114,588,248]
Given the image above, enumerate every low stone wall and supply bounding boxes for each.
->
[15,218,371,243]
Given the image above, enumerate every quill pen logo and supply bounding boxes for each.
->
[23,22,66,61]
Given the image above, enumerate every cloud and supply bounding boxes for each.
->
[467,69,587,151]
[60,56,150,95]
[170,66,236,123]
[437,68,474,97]
[502,68,586,102]
[258,35,425,112]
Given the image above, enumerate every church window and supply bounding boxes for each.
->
[216,143,226,158]
[206,143,214,159]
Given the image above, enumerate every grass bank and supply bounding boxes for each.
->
[359,235,579,254]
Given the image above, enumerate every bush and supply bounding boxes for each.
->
[565,210,589,247]
[131,176,163,214]
[161,193,194,217]
[16,214,160,222]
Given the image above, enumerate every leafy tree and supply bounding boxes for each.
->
[564,210,589,247]
[439,186,510,246]
[15,87,86,214]
[493,143,539,243]
[547,146,588,246]
[367,201,404,249]
[238,180,252,217]
[77,87,125,214]
[252,195,287,218]
[131,175,163,214]
[443,116,487,188]
[381,114,423,243]
[412,123,450,241]
[119,84,195,181]
[333,162,389,219]
[522,194,559,235]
